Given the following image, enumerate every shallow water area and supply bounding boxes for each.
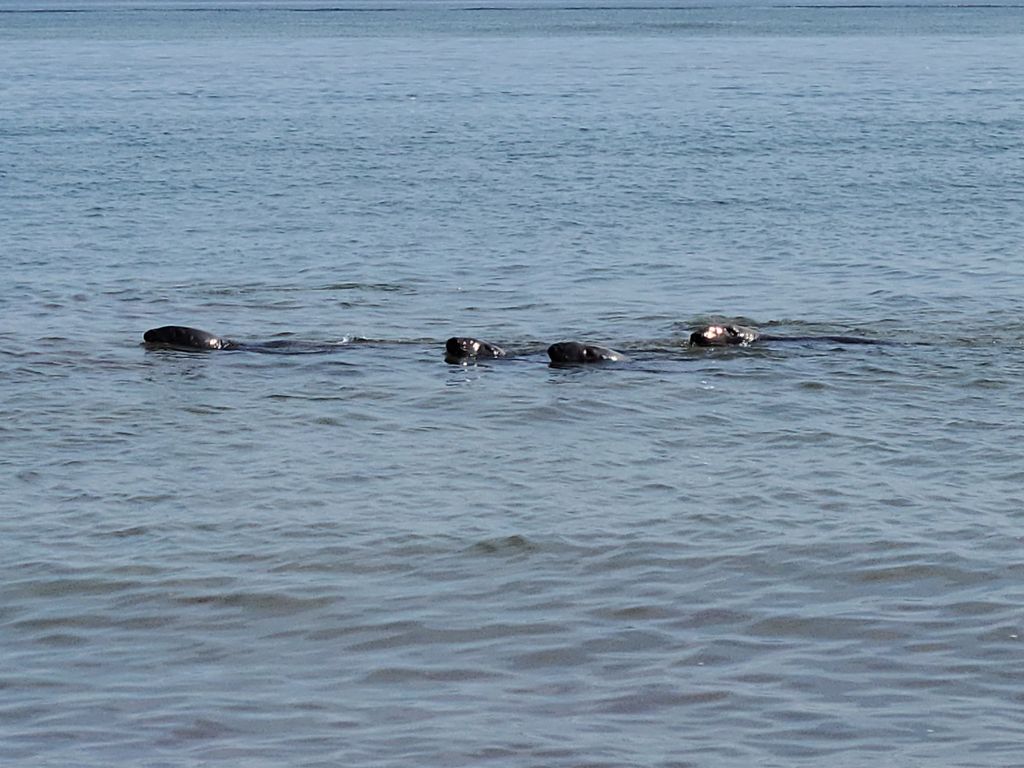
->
[3,2,1024,766]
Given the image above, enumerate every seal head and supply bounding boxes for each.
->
[445,337,507,363]
[143,325,234,351]
[689,324,759,347]
[547,341,627,364]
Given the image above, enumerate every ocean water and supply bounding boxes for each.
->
[3,2,1024,765]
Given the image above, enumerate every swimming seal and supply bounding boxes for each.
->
[689,324,760,347]
[143,325,236,351]
[547,341,628,364]
[445,337,507,363]
[689,324,881,347]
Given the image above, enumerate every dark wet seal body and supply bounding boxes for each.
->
[689,324,881,347]
[143,325,237,351]
[445,337,507,363]
[547,341,628,364]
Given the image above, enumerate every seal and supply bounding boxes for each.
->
[143,325,236,351]
[547,341,628,364]
[445,337,507,363]
[689,323,881,347]
[689,324,760,347]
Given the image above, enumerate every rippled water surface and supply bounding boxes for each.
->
[3,2,1024,765]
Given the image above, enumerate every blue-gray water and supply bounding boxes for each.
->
[3,2,1024,765]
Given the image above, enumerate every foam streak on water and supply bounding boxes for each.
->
[3,3,1024,766]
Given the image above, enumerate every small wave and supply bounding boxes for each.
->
[361,666,504,683]
[172,591,335,615]
[467,534,539,555]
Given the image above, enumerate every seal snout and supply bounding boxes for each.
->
[445,336,506,362]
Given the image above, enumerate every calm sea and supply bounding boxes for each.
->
[3,2,1024,765]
